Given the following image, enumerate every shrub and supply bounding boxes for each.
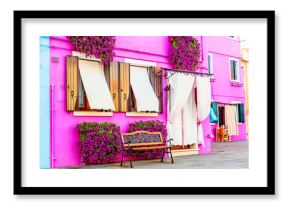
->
[128,120,167,160]
[78,122,120,165]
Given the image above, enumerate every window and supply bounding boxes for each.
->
[208,54,213,75]
[66,56,163,113]
[129,65,159,112]
[229,59,239,81]
[231,102,245,123]
[237,103,245,123]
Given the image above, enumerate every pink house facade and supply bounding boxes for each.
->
[40,36,246,168]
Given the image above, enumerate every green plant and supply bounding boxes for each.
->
[78,122,120,165]
[169,36,200,71]
[68,36,116,65]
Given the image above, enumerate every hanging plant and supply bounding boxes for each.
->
[168,36,200,71]
[68,36,116,65]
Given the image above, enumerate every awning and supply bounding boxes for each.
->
[78,60,115,111]
[130,66,159,112]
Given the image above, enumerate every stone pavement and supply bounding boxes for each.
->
[74,140,248,169]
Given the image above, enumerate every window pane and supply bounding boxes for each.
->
[230,60,238,80]
[233,60,237,80]
[78,79,85,108]
[208,55,212,74]
[230,60,235,80]
[238,103,245,123]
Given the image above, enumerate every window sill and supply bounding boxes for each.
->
[126,112,158,117]
[73,111,113,116]
[230,81,244,87]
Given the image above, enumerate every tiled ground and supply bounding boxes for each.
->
[71,140,248,169]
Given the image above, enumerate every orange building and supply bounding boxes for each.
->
[241,48,249,139]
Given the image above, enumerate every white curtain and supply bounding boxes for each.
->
[225,105,239,135]
[196,76,211,121]
[183,87,198,145]
[196,76,212,147]
[167,74,211,147]
[78,60,115,110]
[197,124,205,147]
[167,73,195,145]
[130,66,159,112]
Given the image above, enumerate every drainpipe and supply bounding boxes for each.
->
[50,83,56,168]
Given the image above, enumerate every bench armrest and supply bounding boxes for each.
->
[124,140,132,146]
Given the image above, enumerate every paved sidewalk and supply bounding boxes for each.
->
[74,140,248,169]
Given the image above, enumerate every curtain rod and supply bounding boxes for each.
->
[68,55,101,63]
[77,57,101,63]
[214,101,242,105]
[162,68,213,79]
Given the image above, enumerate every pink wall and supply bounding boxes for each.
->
[50,36,169,168]
[49,36,246,167]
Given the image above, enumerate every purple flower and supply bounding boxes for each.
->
[78,122,121,165]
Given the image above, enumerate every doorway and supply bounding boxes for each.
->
[218,105,225,127]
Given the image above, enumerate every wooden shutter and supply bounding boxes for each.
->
[66,56,78,111]
[119,62,130,112]
[153,66,163,113]
[109,62,119,111]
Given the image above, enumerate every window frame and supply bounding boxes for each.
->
[231,101,244,124]
[75,59,113,112]
[229,58,240,82]
[125,58,161,115]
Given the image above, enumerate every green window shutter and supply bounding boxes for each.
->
[238,103,245,123]
[210,102,218,123]
[212,102,218,115]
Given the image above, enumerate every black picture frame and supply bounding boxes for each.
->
[14,10,275,195]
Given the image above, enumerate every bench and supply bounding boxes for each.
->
[120,130,174,168]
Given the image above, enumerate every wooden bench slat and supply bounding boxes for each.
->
[124,142,164,147]
[131,145,173,151]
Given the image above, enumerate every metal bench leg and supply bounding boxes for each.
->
[169,148,174,163]
[120,150,124,166]
[128,150,133,168]
[161,149,165,162]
